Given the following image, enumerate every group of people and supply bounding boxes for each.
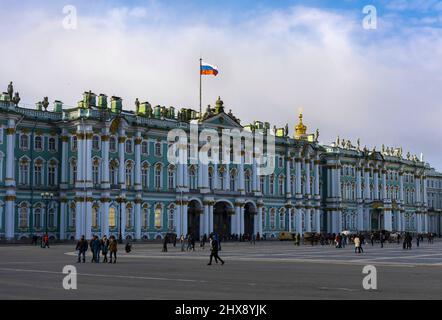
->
[31,234,50,248]
[75,235,118,263]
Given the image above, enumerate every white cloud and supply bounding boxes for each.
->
[1,3,441,170]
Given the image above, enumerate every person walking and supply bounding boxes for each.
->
[416,234,420,247]
[180,234,185,252]
[76,235,88,263]
[207,236,224,265]
[91,235,101,263]
[162,234,168,252]
[201,234,207,250]
[42,233,50,248]
[370,233,375,246]
[354,235,360,253]
[251,233,256,245]
[101,235,109,263]
[380,233,385,248]
[108,235,117,263]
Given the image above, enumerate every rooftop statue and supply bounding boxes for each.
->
[336,136,340,146]
[357,138,360,151]
[135,98,140,114]
[12,92,20,105]
[382,144,385,153]
[285,123,289,136]
[42,97,49,111]
[406,152,411,160]
[315,129,319,142]
[7,81,13,100]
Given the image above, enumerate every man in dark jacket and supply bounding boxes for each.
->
[76,235,88,263]
[207,236,224,265]
[91,235,101,263]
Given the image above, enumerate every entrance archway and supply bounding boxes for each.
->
[213,201,233,237]
[244,202,256,236]
[187,200,202,239]
[371,209,383,231]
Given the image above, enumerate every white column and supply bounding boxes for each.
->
[204,203,210,235]
[203,163,209,190]
[101,198,110,237]
[176,204,182,236]
[296,208,303,234]
[305,209,311,232]
[198,163,203,189]
[422,176,428,206]
[258,206,263,235]
[239,155,245,192]
[120,202,126,239]
[118,131,126,189]
[183,203,188,235]
[374,168,379,200]
[61,131,69,185]
[5,119,16,240]
[384,210,392,231]
[134,200,141,240]
[101,129,110,188]
[288,208,292,232]
[240,205,245,235]
[295,158,302,196]
[208,203,213,234]
[314,160,320,196]
[75,201,82,240]
[399,172,405,203]
[305,160,311,196]
[231,206,237,235]
[252,159,258,192]
[85,200,92,239]
[134,134,142,191]
[199,212,204,238]
[415,175,420,204]
[234,205,241,235]
[286,159,291,197]
[315,208,321,233]
[225,164,230,191]
[382,169,387,200]
[85,131,93,185]
[213,163,219,190]
[59,199,67,240]
[336,164,341,199]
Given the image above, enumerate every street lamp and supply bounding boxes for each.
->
[116,195,126,244]
[41,192,54,236]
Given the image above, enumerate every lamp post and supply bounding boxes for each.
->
[41,192,54,236]
[116,195,126,244]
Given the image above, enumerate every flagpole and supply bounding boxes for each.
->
[199,58,202,117]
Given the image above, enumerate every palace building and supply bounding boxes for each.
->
[0,86,441,241]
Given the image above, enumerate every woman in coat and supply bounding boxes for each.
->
[108,236,118,263]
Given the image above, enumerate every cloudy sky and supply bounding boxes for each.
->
[1,0,441,170]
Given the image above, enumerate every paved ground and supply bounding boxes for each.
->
[0,240,441,300]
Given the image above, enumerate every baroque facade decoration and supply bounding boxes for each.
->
[0,87,441,240]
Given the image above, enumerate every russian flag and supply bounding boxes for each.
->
[201,62,219,76]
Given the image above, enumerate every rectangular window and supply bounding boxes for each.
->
[34,166,42,186]
[48,166,56,186]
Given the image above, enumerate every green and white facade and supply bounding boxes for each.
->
[0,90,441,240]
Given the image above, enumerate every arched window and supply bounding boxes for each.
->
[109,161,117,186]
[168,205,175,230]
[260,176,265,194]
[48,137,56,152]
[92,205,99,229]
[278,175,284,195]
[109,137,117,152]
[19,203,29,228]
[245,170,251,193]
[168,166,175,190]
[218,168,225,190]
[70,159,77,185]
[279,209,285,230]
[48,161,57,186]
[92,158,100,185]
[270,208,276,229]
[155,164,162,189]
[230,169,237,191]
[34,205,42,229]
[19,158,30,185]
[20,134,29,150]
[142,205,150,229]
[34,159,43,186]
[71,136,78,151]
[92,135,100,151]
[155,204,162,229]
[269,174,275,195]
[126,162,133,187]
[125,139,133,154]
[108,207,116,228]
[155,141,162,156]
[69,203,76,229]
[142,163,149,189]
[126,205,133,229]
[189,166,196,190]
[141,141,149,155]
[34,136,43,150]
